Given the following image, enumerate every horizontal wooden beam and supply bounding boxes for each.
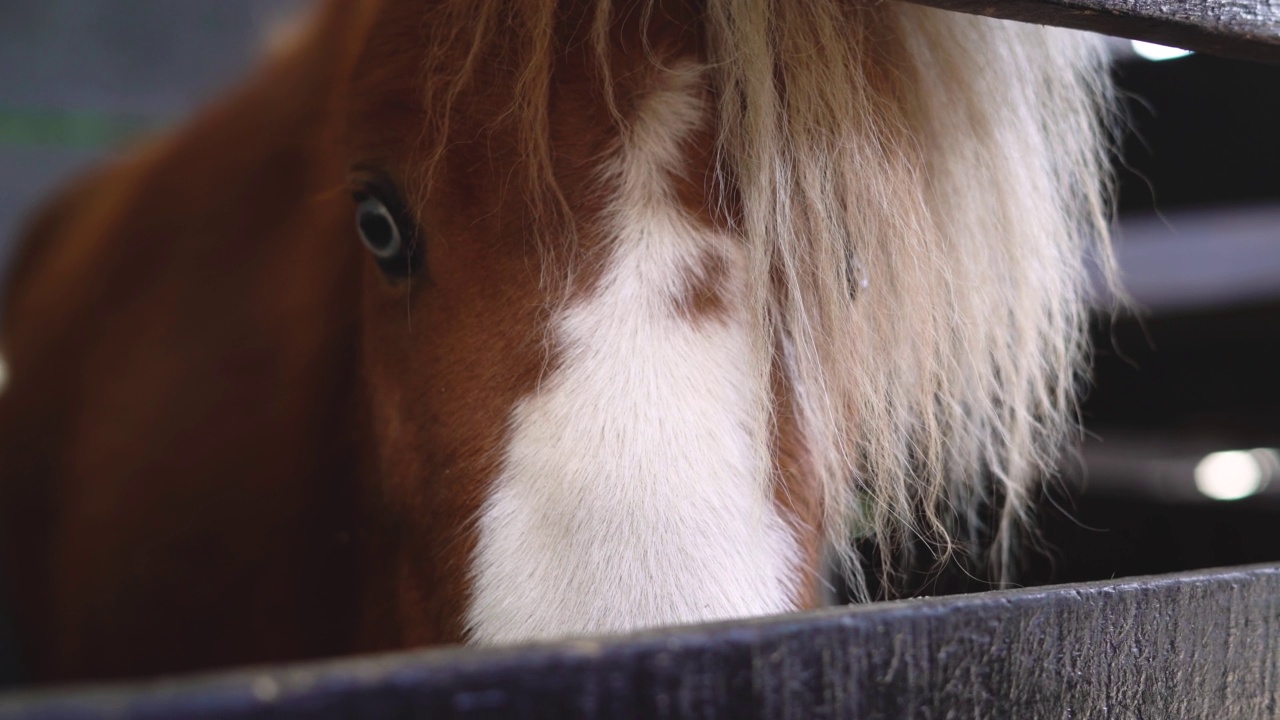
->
[903,0,1280,64]
[2,564,1278,719]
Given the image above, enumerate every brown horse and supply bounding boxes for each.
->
[0,0,1114,683]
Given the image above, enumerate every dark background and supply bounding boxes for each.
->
[871,47,1280,597]
[1034,49,1280,585]
[0,1,1278,686]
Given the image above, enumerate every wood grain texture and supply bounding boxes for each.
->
[902,0,1280,63]
[1,564,1277,719]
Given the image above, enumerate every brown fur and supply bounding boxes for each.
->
[0,3,364,679]
[0,0,823,681]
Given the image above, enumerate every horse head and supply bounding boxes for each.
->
[0,0,1114,679]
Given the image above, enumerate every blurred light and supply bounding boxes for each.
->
[0,354,7,395]
[1194,450,1276,500]
[1131,40,1193,61]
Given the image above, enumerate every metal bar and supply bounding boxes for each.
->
[902,0,1280,64]
[1,564,1277,719]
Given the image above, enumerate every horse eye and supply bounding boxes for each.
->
[356,195,402,258]
[352,187,422,279]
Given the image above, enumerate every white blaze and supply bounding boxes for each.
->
[466,65,799,644]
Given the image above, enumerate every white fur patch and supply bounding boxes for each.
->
[466,66,799,644]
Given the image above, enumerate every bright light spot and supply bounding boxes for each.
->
[251,676,281,703]
[1131,40,1193,61]
[1194,450,1273,500]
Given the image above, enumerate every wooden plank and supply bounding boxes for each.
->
[902,0,1280,64]
[1,564,1277,719]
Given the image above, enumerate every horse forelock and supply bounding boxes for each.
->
[368,0,1114,636]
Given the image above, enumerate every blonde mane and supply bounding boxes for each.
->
[411,0,1116,592]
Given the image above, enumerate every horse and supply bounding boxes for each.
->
[0,0,1115,683]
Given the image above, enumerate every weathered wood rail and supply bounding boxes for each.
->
[905,0,1280,63]
[0,565,1276,719]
